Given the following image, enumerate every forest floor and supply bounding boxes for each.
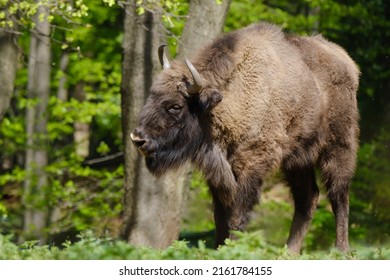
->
[1,232,389,260]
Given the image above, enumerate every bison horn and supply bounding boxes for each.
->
[184,58,203,94]
[158,44,171,69]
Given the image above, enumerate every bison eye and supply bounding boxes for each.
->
[167,104,182,115]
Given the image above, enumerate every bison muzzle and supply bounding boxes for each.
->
[130,23,360,253]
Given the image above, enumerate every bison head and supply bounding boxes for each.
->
[130,45,222,176]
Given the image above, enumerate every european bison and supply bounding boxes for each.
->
[130,22,359,253]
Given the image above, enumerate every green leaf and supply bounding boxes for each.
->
[96,141,110,155]
[102,0,116,7]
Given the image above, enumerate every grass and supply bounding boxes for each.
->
[1,231,389,260]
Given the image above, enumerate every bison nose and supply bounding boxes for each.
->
[131,136,146,149]
[130,129,146,148]
[130,129,146,149]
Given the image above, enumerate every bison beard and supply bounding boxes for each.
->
[144,135,199,177]
[130,22,360,253]
[142,99,206,177]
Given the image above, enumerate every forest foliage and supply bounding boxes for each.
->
[0,0,389,257]
[1,231,390,260]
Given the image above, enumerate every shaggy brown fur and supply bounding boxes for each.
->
[130,22,360,253]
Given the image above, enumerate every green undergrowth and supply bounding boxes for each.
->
[1,232,389,260]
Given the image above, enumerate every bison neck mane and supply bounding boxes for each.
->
[192,141,238,205]
[189,115,237,205]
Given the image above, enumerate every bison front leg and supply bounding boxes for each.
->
[227,183,261,235]
[210,175,262,248]
[210,190,230,247]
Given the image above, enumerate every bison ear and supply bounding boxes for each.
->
[199,89,222,111]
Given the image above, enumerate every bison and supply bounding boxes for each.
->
[130,22,359,253]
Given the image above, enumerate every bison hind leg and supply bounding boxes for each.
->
[283,166,319,254]
[319,146,356,252]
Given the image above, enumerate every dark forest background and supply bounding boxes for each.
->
[0,0,389,256]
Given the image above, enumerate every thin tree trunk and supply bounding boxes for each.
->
[49,48,70,233]
[307,6,320,33]
[23,4,51,243]
[73,83,90,158]
[57,51,69,101]
[0,28,18,122]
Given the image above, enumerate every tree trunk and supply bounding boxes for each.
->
[121,0,231,248]
[57,50,69,101]
[178,0,232,58]
[73,83,90,158]
[22,4,51,243]
[121,1,184,249]
[0,28,18,122]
